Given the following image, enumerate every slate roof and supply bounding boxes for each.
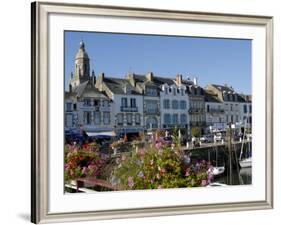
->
[211,84,235,93]
[239,94,252,102]
[210,84,246,102]
[133,74,146,83]
[181,79,195,86]
[153,76,175,86]
[131,74,175,87]
[72,80,108,99]
[103,77,141,95]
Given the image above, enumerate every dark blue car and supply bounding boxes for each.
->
[65,129,89,145]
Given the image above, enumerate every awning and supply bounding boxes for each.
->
[86,131,116,137]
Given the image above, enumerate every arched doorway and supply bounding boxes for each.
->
[146,116,158,129]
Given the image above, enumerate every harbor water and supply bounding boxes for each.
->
[186,142,252,185]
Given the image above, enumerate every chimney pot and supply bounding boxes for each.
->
[146,72,153,81]
[176,74,182,85]
[193,77,198,86]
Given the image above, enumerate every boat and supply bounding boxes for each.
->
[239,116,252,168]
[208,146,225,176]
[239,167,252,184]
[207,182,228,187]
[208,166,225,176]
[239,157,252,168]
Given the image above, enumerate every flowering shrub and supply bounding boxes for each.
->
[110,139,125,149]
[111,142,213,190]
[64,143,107,182]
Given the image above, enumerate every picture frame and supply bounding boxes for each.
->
[31,1,273,224]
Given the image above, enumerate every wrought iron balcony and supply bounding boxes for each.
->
[120,106,138,112]
[188,108,205,114]
[144,108,160,114]
[207,109,225,114]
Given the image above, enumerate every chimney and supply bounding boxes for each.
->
[99,73,105,82]
[69,84,72,93]
[146,72,153,81]
[128,73,136,87]
[193,77,198,86]
[91,70,96,84]
[176,74,182,85]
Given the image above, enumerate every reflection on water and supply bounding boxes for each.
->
[215,167,252,185]
[188,146,252,186]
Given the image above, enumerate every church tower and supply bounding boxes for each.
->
[70,40,90,88]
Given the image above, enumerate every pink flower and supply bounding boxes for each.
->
[156,174,161,179]
[201,179,208,186]
[208,174,214,183]
[138,171,144,178]
[157,185,163,189]
[115,157,121,164]
[150,179,154,184]
[82,167,88,175]
[208,165,214,172]
[155,142,162,149]
[88,164,97,171]
[185,170,190,177]
[70,169,74,177]
[121,155,126,161]
[128,176,134,188]
[138,148,146,156]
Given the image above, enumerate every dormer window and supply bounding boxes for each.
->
[123,84,131,94]
[83,98,91,106]
[146,88,157,96]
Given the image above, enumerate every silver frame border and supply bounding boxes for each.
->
[31,1,274,224]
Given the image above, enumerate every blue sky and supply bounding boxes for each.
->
[65,31,251,94]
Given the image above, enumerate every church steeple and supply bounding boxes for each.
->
[74,40,90,82]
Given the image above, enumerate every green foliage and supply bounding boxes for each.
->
[112,144,211,190]
[191,127,201,137]
[64,144,106,182]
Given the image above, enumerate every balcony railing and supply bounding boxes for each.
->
[100,106,111,111]
[207,109,225,114]
[190,122,206,127]
[144,108,159,114]
[188,108,205,114]
[120,106,138,112]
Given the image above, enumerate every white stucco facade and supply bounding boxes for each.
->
[160,83,189,132]
[205,101,227,131]
[111,94,144,134]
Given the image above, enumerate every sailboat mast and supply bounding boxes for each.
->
[228,124,233,185]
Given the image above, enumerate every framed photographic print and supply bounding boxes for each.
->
[31,1,273,224]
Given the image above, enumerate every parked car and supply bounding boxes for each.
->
[214,133,224,142]
[157,136,173,146]
[199,135,213,143]
[65,129,89,145]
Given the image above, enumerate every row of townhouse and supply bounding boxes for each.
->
[64,41,252,137]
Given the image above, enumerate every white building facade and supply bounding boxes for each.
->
[65,41,114,133]
[96,74,144,136]
[204,91,227,132]
[239,95,252,129]
[160,82,189,132]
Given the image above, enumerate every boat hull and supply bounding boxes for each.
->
[239,157,252,168]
